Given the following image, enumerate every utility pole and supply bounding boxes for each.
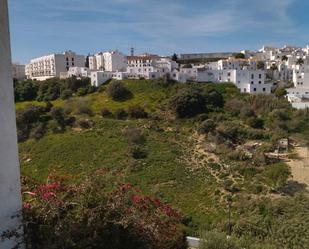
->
[0,0,23,248]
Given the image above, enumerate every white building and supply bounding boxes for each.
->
[127,55,159,79]
[26,51,85,80]
[90,71,114,87]
[197,69,272,94]
[89,50,127,72]
[60,67,90,79]
[12,63,25,80]
[0,1,23,248]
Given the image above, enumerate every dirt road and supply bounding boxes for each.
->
[287,147,309,189]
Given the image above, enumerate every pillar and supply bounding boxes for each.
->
[0,0,23,248]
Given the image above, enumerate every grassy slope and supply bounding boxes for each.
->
[18,80,233,230]
[19,117,224,229]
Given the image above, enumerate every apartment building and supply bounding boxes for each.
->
[197,69,271,94]
[26,51,85,80]
[127,55,159,79]
[12,63,25,80]
[89,50,127,72]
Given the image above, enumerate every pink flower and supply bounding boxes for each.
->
[23,203,32,209]
[42,192,56,200]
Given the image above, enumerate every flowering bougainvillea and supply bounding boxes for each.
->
[19,171,187,249]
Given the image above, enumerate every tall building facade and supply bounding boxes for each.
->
[26,51,85,80]
[89,50,127,72]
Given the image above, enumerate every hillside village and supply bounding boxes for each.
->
[15,45,309,110]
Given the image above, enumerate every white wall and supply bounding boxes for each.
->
[0,1,23,248]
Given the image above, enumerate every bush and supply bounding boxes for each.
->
[75,101,93,116]
[169,88,206,118]
[128,105,148,119]
[124,128,145,145]
[128,145,147,159]
[77,87,87,96]
[101,108,113,118]
[198,119,216,134]
[50,107,66,127]
[14,80,39,101]
[76,119,92,129]
[60,89,73,100]
[106,81,132,100]
[114,108,128,119]
[29,123,46,140]
[200,231,240,249]
[19,175,187,249]
[246,117,264,129]
[264,163,291,189]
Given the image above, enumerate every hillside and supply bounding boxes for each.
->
[16,79,309,248]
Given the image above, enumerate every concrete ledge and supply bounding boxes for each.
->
[187,236,201,248]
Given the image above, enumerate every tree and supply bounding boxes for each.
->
[14,80,39,101]
[172,53,178,62]
[296,58,304,65]
[106,81,132,101]
[169,88,206,118]
[235,53,245,59]
[282,55,288,61]
[257,61,265,70]
[274,88,287,98]
[270,64,278,71]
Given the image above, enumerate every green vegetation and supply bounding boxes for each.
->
[16,79,309,248]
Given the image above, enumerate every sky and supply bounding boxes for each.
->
[8,0,309,64]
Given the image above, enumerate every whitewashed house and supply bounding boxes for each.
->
[90,71,113,87]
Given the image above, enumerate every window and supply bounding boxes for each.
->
[259,74,262,79]
[254,88,257,92]
[228,72,231,76]
[251,74,254,79]
[244,88,247,92]
[263,88,266,92]
[259,81,261,84]
[251,81,254,84]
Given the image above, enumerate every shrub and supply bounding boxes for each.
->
[128,105,148,119]
[19,175,187,249]
[77,87,87,96]
[60,89,73,100]
[246,117,264,129]
[29,123,46,140]
[50,107,66,127]
[75,101,93,116]
[264,163,291,189]
[106,81,132,100]
[200,230,240,249]
[198,119,216,134]
[169,88,206,118]
[128,145,147,159]
[76,119,92,129]
[101,108,113,118]
[124,128,145,145]
[114,108,128,119]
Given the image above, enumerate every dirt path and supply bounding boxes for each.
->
[287,147,309,189]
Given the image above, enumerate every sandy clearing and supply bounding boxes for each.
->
[287,147,309,189]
